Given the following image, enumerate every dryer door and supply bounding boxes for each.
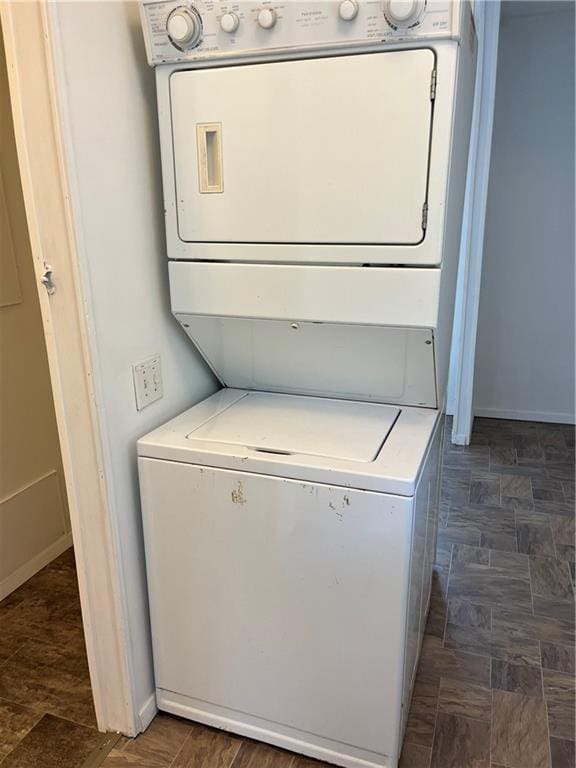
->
[170,49,435,245]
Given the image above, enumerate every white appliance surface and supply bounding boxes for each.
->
[141,1,460,66]
[138,388,439,495]
[187,391,400,461]
[170,50,433,245]
[168,262,442,327]
[137,3,475,765]
[138,408,443,768]
[180,316,437,407]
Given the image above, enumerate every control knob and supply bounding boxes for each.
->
[383,0,424,26]
[166,6,202,48]
[220,12,240,33]
[257,7,277,29]
[339,0,359,20]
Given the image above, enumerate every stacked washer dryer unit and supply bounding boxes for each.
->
[138,3,475,767]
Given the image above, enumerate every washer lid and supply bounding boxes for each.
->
[187,392,399,463]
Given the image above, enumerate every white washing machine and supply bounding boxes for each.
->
[138,3,476,766]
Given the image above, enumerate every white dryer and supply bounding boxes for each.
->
[138,2,476,766]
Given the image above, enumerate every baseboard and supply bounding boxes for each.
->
[138,693,157,733]
[474,407,575,425]
[0,532,73,602]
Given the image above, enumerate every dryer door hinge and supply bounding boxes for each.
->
[430,69,437,100]
[422,202,429,230]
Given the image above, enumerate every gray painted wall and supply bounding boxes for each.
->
[474,2,575,423]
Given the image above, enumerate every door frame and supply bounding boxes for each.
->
[447,0,501,444]
[0,2,138,735]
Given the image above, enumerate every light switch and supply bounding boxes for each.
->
[133,355,163,410]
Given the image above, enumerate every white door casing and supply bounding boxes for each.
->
[0,2,138,735]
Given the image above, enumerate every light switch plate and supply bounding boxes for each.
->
[133,355,163,410]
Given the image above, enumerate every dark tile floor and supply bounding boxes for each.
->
[1,418,574,768]
[0,549,105,767]
[400,417,575,768]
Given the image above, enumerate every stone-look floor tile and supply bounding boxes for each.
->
[121,714,193,766]
[492,608,575,647]
[541,430,568,449]
[441,468,472,506]
[404,673,440,748]
[418,636,490,687]
[543,445,574,463]
[0,699,42,760]
[439,500,451,527]
[431,566,449,599]
[562,481,575,502]
[550,737,576,768]
[444,600,492,657]
[437,677,491,721]
[569,562,576,588]
[451,544,490,570]
[541,641,576,675]
[546,463,575,483]
[549,515,576,562]
[530,557,574,599]
[533,595,575,624]
[1,713,103,768]
[291,757,333,768]
[489,550,530,579]
[99,746,144,766]
[515,440,545,461]
[532,478,565,502]
[443,446,490,471]
[0,597,83,646]
[490,446,518,469]
[425,595,447,639]
[438,526,481,548]
[447,556,532,611]
[0,637,96,729]
[501,496,536,512]
[469,474,501,506]
[555,544,576,562]
[171,724,242,768]
[500,462,548,480]
[543,669,576,741]
[490,659,543,697]
[399,742,431,768]
[435,535,452,568]
[445,505,517,554]
[430,713,490,768]
[501,473,533,500]
[490,609,557,666]
[231,741,294,768]
[533,500,575,519]
[491,689,551,767]
[0,632,28,665]
[517,520,556,557]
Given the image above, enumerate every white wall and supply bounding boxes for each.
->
[50,2,217,724]
[473,2,575,423]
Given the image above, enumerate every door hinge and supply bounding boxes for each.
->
[422,202,429,230]
[41,264,56,295]
[430,69,437,100]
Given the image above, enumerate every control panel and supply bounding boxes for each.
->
[140,1,461,66]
